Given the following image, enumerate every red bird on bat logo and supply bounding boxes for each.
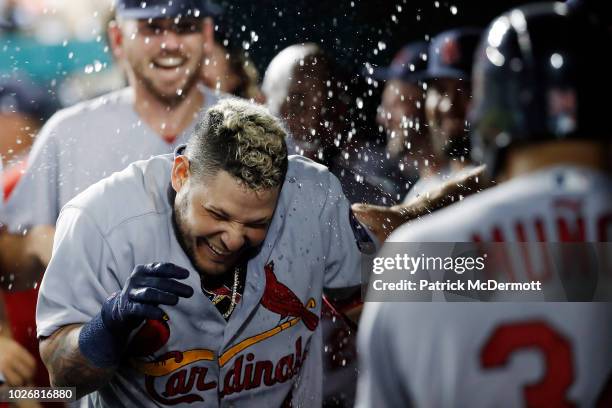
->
[261,261,319,331]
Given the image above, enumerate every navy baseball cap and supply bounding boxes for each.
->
[368,41,429,83]
[115,0,220,20]
[0,76,58,122]
[427,28,481,81]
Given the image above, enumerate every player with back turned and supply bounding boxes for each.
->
[356,3,612,407]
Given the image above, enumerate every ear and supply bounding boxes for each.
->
[107,20,124,61]
[171,155,191,193]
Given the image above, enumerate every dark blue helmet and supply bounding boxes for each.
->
[469,2,612,176]
[368,41,429,83]
[426,28,482,81]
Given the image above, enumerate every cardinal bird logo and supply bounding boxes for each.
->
[127,315,171,358]
[261,261,319,331]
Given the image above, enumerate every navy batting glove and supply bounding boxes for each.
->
[78,263,194,368]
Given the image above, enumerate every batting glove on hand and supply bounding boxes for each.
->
[79,263,194,367]
[102,263,194,335]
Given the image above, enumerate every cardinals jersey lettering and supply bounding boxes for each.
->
[37,153,370,407]
[357,166,612,408]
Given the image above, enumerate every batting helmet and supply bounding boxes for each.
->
[469,2,612,176]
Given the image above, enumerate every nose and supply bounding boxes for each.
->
[220,223,246,252]
[161,30,181,52]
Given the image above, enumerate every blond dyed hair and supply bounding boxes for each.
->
[186,98,288,190]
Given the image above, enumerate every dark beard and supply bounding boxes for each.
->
[136,64,200,108]
[168,185,259,288]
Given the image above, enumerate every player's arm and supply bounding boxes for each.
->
[39,263,193,398]
[0,225,54,290]
[39,324,110,397]
[352,165,488,242]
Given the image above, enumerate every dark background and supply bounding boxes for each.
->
[216,0,533,74]
[214,0,535,144]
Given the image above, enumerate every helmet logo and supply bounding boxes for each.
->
[441,38,461,66]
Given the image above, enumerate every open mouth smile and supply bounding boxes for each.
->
[152,56,186,69]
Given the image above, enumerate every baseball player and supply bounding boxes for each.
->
[350,31,487,242]
[0,0,221,386]
[263,43,394,205]
[37,99,376,407]
[0,0,220,234]
[370,40,430,198]
[402,27,481,202]
[356,3,612,407]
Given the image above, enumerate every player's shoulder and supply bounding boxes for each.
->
[390,166,612,242]
[389,176,530,242]
[61,153,173,235]
[42,88,132,133]
[286,155,337,187]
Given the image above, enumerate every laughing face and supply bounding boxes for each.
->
[112,17,208,105]
[171,156,280,277]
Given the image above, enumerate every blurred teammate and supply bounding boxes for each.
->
[351,31,486,241]
[0,0,219,397]
[263,43,391,205]
[1,0,219,235]
[357,3,612,406]
[370,41,430,200]
[405,27,481,201]
[0,77,57,167]
[201,34,265,102]
[0,77,56,398]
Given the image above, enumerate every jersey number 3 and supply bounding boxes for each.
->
[480,321,576,408]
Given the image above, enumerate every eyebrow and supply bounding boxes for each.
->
[206,205,270,225]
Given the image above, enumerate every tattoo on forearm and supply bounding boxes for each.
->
[43,327,115,398]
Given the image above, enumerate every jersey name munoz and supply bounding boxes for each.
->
[37,153,371,407]
[356,166,612,408]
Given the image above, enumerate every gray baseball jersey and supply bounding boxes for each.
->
[357,166,612,407]
[0,86,219,232]
[37,152,374,407]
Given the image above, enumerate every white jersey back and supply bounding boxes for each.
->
[357,166,612,408]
